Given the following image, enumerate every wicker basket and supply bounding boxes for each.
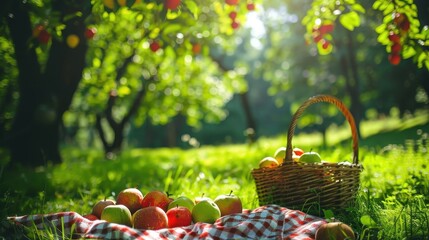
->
[251,95,362,212]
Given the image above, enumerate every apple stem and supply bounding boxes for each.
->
[229,190,233,196]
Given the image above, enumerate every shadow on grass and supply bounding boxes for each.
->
[359,121,429,151]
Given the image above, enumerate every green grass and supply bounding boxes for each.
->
[1,112,429,239]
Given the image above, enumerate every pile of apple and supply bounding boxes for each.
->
[83,188,242,230]
[258,146,324,168]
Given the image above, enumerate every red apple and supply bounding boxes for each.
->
[391,42,401,53]
[141,190,170,212]
[133,206,168,230]
[91,198,115,219]
[213,191,242,217]
[32,24,45,38]
[246,3,255,11]
[116,188,144,214]
[388,32,400,43]
[229,11,237,20]
[192,43,201,54]
[150,41,161,52]
[165,0,181,10]
[85,27,97,39]
[166,206,192,228]
[231,21,240,29]
[37,29,51,44]
[225,0,239,6]
[319,24,334,35]
[293,147,305,156]
[388,53,401,65]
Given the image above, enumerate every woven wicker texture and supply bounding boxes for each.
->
[252,95,362,211]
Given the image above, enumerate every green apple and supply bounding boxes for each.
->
[191,199,221,224]
[100,204,132,227]
[273,147,286,164]
[299,151,322,163]
[167,196,195,212]
[214,191,242,217]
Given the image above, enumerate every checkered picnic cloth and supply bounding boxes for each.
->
[8,204,326,239]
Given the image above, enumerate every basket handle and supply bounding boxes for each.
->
[285,95,359,164]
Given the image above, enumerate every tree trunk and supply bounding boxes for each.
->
[345,31,363,139]
[239,91,257,143]
[5,1,89,166]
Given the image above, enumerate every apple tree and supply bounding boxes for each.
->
[1,0,259,166]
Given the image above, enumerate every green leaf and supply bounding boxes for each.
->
[402,45,416,59]
[185,0,199,19]
[166,9,181,20]
[417,52,427,68]
[360,215,377,227]
[372,0,382,10]
[351,3,366,13]
[339,11,360,31]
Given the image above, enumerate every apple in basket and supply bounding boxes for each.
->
[214,191,242,216]
[315,222,355,240]
[258,156,279,168]
[133,206,168,230]
[192,199,221,224]
[299,151,322,163]
[116,188,144,214]
[91,198,115,219]
[141,190,171,212]
[293,147,305,156]
[273,147,286,164]
[101,204,133,227]
[166,206,193,228]
[168,195,195,212]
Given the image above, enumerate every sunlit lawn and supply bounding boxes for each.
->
[1,112,429,239]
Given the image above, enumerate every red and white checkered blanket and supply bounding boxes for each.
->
[8,205,326,239]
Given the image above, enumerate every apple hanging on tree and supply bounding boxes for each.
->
[165,0,181,10]
[225,0,239,6]
[37,29,51,45]
[85,27,97,40]
[150,41,161,52]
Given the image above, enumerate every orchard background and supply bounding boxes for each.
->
[0,0,429,239]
